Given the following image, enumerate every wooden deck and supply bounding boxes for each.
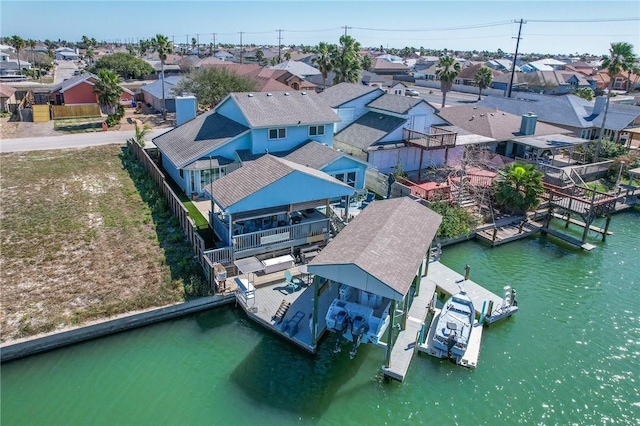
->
[427,261,503,317]
[381,277,436,382]
[551,213,612,235]
[475,220,542,247]
[232,267,338,353]
[541,227,596,251]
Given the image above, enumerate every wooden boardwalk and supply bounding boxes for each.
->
[476,220,542,247]
[427,261,503,316]
[541,227,596,251]
[381,277,436,382]
[551,213,612,235]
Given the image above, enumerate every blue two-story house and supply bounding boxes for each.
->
[153,90,369,198]
[153,90,369,262]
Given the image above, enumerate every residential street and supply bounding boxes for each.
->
[0,127,171,153]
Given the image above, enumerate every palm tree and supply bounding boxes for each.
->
[255,49,264,64]
[94,68,123,115]
[9,35,25,74]
[134,122,152,147]
[435,55,461,107]
[626,63,640,93]
[85,48,95,66]
[284,51,291,61]
[27,39,37,81]
[474,66,493,100]
[312,42,334,88]
[332,35,362,84]
[493,162,544,215]
[81,35,90,48]
[595,42,635,160]
[152,34,173,120]
[361,54,373,71]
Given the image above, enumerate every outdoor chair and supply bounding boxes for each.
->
[284,270,303,291]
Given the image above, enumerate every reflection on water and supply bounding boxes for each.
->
[1,210,638,425]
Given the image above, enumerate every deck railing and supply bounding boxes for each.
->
[403,126,457,150]
[232,218,330,253]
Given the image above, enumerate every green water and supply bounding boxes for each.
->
[2,211,639,425]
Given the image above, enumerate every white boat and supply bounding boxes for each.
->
[430,292,475,364]
[325,284,391,359]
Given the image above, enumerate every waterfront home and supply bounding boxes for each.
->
[478,94,640,143]
[324,82,460,174]
[437,105,590,162]
[153,90,369,199]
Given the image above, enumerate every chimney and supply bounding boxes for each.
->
[593,96,606,115]
[175,96,197,126]
[520,112,537,135]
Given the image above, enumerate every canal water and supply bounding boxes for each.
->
[2,210,638,425]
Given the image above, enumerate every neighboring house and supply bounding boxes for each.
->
[361,70,388,87]
[437,105,590,160]
[383,81,408,95]
[54,47,79,61]
[457,63,503,86]
[485,59,520,73]
[0,83,17,112]
[269,60,321,79]
[50,73,133,106]
[305,71,337,92]
[153,90,369,198]
[141,76,183,112]
[370,58,410,76]
[478,93,640,142]
[214,51,235,61]
[491,70,594,94]
[0,53,31,75]
[593,70,640,91]
[325,83,461,174]
[145,60,181,75]
[521,59,566,73]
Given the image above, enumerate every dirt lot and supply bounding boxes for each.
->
[0,144,202,343]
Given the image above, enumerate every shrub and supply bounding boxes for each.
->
[428,201,479,239]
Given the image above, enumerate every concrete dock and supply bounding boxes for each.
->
[381,277,436,382]
[426,261,503,316]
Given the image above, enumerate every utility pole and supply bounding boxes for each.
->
[277,29,283,63]
[341,25,351,37]
[212,33,216,52]
[197,34,200,55]
[507,19,525,98]
[239,32,244,64]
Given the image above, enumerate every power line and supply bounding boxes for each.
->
[507,19,525,99]
[527,17,639,23]
[351,21,513,32]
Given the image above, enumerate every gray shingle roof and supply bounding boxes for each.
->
[283,141,343,169]
[478,94,640,131]
[335,111,406,150]
[366,93,423,114]
[269,60,321,78]
[319,82,383,108]
[153,111,249,168]
[50,73,97,93]
[310,197,442,297]
[437,105,570,141]
[229,91,340,128]
[207,154,346,209]
[141,76,183,100]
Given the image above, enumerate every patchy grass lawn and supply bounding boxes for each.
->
[53,117,107,133]
[0,145,208,343]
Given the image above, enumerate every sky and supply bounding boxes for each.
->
[1,0,639,56]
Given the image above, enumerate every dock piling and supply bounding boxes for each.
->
[464,264,470,281]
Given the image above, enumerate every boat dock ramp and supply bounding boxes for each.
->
[381,261,513,381]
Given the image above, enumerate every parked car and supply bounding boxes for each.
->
[405,88,420,97]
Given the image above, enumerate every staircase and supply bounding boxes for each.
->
[450,184,476,209]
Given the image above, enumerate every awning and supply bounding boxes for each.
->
[234,257,264,274]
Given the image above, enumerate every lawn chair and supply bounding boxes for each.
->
[284,270,303,292]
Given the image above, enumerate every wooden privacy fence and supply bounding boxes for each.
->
[127,140,218,292]
[51,104,101,119]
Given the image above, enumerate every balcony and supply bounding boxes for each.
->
[403,126,457,150]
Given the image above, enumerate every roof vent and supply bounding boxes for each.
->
[301,91,307,95]
[247,93,253,97]
[470,115,475,121]
[473,106,477,109]
[267,93,272,96]
[284,92,290,96]
[480,113,484,117]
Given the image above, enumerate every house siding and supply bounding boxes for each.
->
[59,83,98,105]
[321,156,368,189]
[334,90,385,132]
[251,125,334,155]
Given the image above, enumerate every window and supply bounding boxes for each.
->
[268,128,286,140]
[346,172,356,187]
[309,125,325,137]
[394,89,402,95]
